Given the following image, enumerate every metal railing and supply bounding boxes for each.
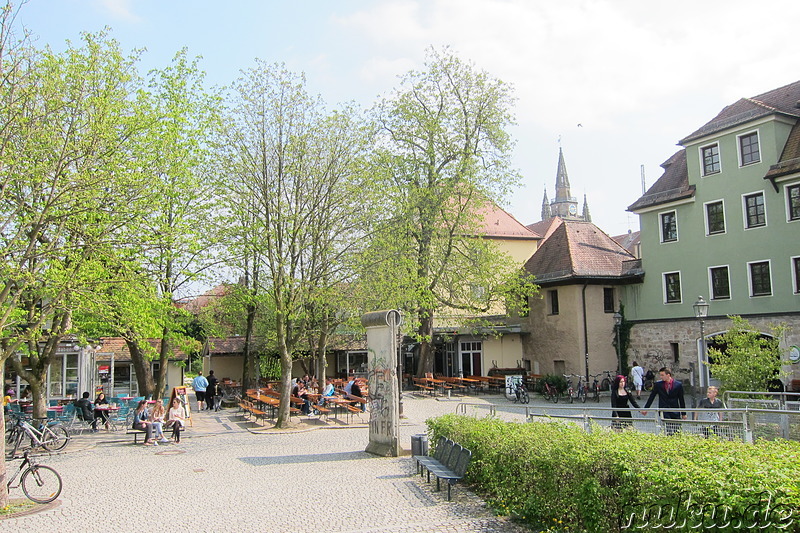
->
[453,402,800,443]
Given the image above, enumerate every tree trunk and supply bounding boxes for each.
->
[0,414,7,507]
[242,301,257,390]
[316,329,329,388]
[415,309,434,377]
[126,338,155,399]
[274,312,292,428]
[156,329,170,400]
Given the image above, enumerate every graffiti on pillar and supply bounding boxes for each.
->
[367,349,396,436]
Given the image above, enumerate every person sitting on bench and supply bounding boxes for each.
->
[132,400,154,445]
[166,397,185,443]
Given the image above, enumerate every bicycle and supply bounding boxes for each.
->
[6,413,70,459]
[575,375,588,403]
[6,451,63,503]
[589,374,602,403]
[563,374,575,404]
[511,381,529,404]
[600,370,615,393]
[542,381,559,403]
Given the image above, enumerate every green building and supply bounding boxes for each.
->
[625,80,800,390]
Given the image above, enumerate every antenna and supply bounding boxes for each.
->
[640,164,646,195]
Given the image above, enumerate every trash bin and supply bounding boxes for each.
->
[411,433,428,456]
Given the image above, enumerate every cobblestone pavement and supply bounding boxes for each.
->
[3,392,534,533]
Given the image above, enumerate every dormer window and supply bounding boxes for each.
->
[738,132,760,166]
[701,143,720,176]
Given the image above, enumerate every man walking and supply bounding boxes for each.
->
[630,361,645,399]
[192,373,208,411]
[205,370,218,410]
[641,367,686,435]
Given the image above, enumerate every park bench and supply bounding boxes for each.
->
[413,436,472,501]
[413,377,434,395]
[126,424,182,444]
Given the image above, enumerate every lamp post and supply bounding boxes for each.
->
[613,311,623,375]
[693,296,710,389]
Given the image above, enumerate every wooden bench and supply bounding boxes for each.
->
[126,425,183,444]
[413,436,472,501]
[413,378,434,395]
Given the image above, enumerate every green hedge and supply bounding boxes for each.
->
[427,414,800,532]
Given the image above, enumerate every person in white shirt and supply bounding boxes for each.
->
[630,361,645,399]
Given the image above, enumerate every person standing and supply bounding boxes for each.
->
[205,370,218,410]
[192,373,208,411]
[611,375,639,430]
[695,385,725,438]
[630,361,645,399]
[641,367,686,435]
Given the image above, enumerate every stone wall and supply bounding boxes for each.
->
[628,314,800,387]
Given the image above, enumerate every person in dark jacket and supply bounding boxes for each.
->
[610,375,639,430]
[641,367,686,435]
[350,379,366,412]
[205,370,218,410]
[74,392,97,431]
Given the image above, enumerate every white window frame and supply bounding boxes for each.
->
[662,271,682,304]
[792,256,800,294]
[658,209,678,243]
[746,259,772,298]
[742,190,767,229]
[708,264,731,300]
[786,181,800,223]
[700,142,721,176]
[703,199,726,236]
[737,130,761,167]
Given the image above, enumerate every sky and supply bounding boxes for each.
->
[12,0,800,238]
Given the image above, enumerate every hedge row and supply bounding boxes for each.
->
[426,414,800,532]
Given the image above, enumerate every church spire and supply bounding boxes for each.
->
[541,187,551,220]
[554,147,572,202]
[582,193,592,222]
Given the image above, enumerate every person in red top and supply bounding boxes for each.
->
[641,367,686,435]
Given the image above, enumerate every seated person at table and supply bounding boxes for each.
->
[149,402,170,444]
[74,391,97,431]
[4,389,18,417]
[351,379,366,412]
[93,392,111,430]
[319,378,335,405]
[132,400,154,445]
[292,380,313,415]
[344,375,355,396]
[166,397,185,443]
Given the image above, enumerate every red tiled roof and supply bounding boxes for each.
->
[95,337,187,361]
[526,217,562,240]
[765,120,800,181]
[524,220,637,283]
[476,202,540,240]
[175,284,230,313]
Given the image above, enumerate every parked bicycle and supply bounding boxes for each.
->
[589,373,602,403]
[6,451,63,503]
[511,380,529,404]
[542,381,559,403]
[6,413,70,459]
[600,370,615,393]
[575,374,588,403]
[563,374,576,404]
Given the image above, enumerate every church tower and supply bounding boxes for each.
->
[541,148,582,221]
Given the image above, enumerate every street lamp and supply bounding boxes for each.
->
[693,296,710,389]
[613,311,623,375]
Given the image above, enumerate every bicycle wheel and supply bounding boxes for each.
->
[520,389,529,404]
[21,464,62,503]
[579,387,587,403]
[601,377,610,392]
[42,425,70,452]
[568,388,574,404]
[552,390,559,403]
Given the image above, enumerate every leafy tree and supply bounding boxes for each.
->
[706,315,789,392]
[369,47,530,375]
[223,62,373,427]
